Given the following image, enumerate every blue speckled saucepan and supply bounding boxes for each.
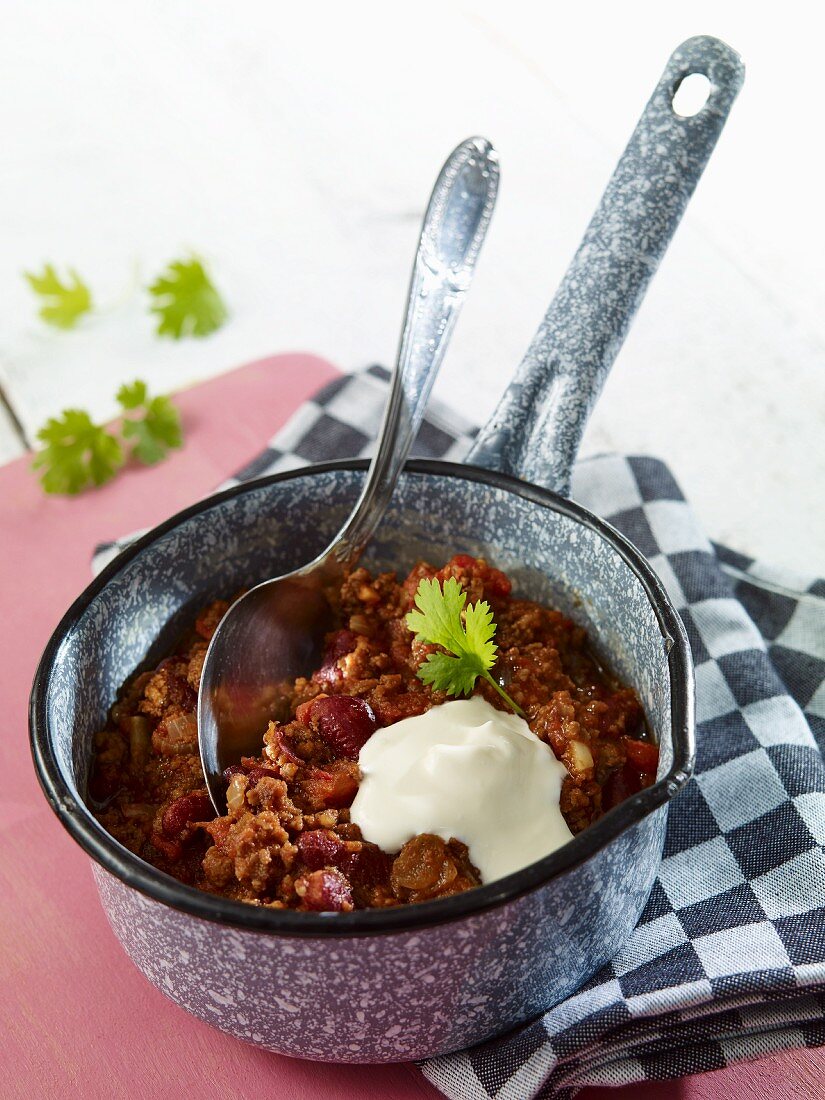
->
[30,37,743,1063]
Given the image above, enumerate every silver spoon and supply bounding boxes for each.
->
[199,136,500,812]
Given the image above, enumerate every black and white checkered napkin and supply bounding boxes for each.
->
[93,366,825,1097]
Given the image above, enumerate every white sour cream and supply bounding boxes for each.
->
[350,696,573,884]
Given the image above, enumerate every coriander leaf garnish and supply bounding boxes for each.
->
[24,264,93,329]
[405,576,523,715]
[117,381,183,465]
[33,410,123,494]
[148,256,228,338]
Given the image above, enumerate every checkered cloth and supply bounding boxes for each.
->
[92,366,825,1097]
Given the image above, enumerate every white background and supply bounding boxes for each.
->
[1,2,822,572]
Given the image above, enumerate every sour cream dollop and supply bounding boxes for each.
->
[350,696,573,885]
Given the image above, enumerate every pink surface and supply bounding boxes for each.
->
[1,353,820,1100]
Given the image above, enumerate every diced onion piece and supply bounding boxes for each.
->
[568,739,594,776]
[153,711,199,755]
[349,614,370,636]
[226,773,247,815]
[121,802,156,822]
[165,712,198,742]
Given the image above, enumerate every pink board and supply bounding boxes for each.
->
[2,353,821,1099]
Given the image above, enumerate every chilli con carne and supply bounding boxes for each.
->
[90,555,658,912]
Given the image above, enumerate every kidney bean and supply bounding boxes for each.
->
[315,630,359,685]
[310,695,378,758]
[301,869,354,912]
[346,844,392,887]
[297,829,347,870]
[270,728,303,764]
[161,792,214,839]
[297,830,392,887]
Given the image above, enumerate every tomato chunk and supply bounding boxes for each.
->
[623,737,659,773]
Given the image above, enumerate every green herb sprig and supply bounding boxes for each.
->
[33,410,122,494]
[32,380,183,495]
[117,380,183,464]
[147,256,228,339]
[24,264,93,329]
[24,255,228,339]
[405,576,523,715]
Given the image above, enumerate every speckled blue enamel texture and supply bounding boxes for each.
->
[31,36,742,1063]
[469,36,745,496]
[41,466,680,1061]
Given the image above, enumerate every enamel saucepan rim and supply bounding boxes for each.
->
[30,458,695,938]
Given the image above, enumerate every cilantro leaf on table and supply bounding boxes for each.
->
[24,264,93,329]
[32,380,183,495]
[117,381,183,465]
[405,577,523,714]
[33,410,123,494]
[147,256,228,338]
[116,379,149,410]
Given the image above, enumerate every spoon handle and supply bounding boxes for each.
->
[324,135,499,568]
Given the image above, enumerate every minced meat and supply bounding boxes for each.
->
[90,555,657,911]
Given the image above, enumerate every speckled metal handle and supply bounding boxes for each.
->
[467,36,744,495]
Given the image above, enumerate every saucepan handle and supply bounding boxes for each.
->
[467,36,744,495]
